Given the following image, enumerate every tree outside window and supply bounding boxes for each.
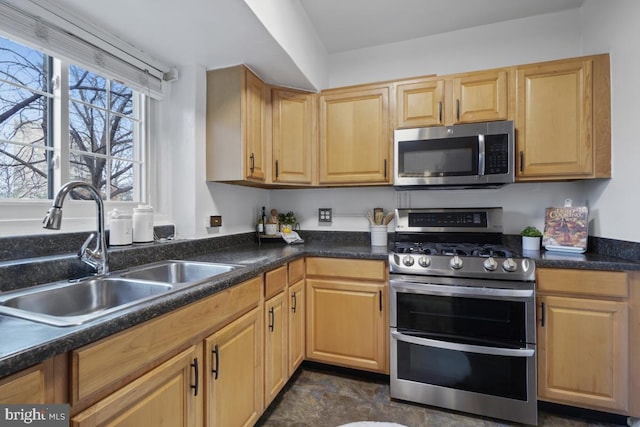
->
[0,35,144,201]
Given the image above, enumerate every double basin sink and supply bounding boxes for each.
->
[0,260,244,327]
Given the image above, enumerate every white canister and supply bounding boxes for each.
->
[132,204,154,243]
[264,223,278,236]
[108,209,132,246]
[370,224,388,247]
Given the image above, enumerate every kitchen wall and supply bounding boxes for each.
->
[167,1,640,243]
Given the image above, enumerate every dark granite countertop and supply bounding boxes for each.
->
[0,233,638,379]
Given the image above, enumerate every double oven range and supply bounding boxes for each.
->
[388,208,537,425]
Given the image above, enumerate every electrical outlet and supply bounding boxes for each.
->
[318,208,332,223]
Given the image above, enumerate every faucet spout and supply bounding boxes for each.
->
[43,181,109,275]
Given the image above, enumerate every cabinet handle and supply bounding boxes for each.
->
[190,358,199,396]
[275,160,279,178]
[211,344,219,379]
[379,290,383,312]
[540,302,546,327]
[384,159,388,179]
[519,151,524,172]
[438,101,443,123]
[456,99,460,121]
[291,291,297,313]
[269,307,275,332]
[249,153,255,173]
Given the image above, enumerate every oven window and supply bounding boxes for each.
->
[397,137,478,177]
[397,293,526,346]
[396,340,528,401]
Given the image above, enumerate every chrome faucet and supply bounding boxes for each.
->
[43,180,109,274]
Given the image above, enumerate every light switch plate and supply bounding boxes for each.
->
[318,208,332,223]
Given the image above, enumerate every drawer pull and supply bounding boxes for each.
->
[291,291,297,313]
[190,358,199,396]
[211,344,219,379]
[269,307,275,332]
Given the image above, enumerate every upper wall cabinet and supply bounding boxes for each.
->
[515,54,611,181]
[395,69,508,128]
[271,88,316,185]
[206,65,268,184]
[318,83,392,185]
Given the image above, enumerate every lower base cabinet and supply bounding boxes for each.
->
[205,306,263,427]
[305,257,388,374]
[536,268,633,414]
[72,345,202,427]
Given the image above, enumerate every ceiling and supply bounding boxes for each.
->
[52,0,585,88]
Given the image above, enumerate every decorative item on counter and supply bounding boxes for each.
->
[543,198,588,253]
[277,211,297,233]
[132,204,154,243]
[108,209,132,246]
[265,208,279,235]
[520,226,542,251]
[365,208,393,247]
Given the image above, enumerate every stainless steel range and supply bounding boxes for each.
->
[389,207,538,426]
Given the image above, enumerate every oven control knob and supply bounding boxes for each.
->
[402,255,415,267]
[449,255,463,270]
[483,257,498,271]
[418,256,431,268]
[502,258,518,272]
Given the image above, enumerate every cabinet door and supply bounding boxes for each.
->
[264,291,288,405]
[245,69,267,182]
[72,346,201,427]
[319,85,391,185]
[451,70,508,123]
[516,59,593,179]
[396,78,444,128]
[537,295,628,412]
[0,362,51,404]
[306,278,386,373]
[205,307,263,427]
[272,89,314,184]
[288,279,305,376]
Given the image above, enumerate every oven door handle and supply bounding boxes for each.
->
[391,330,535,358]
[390,281,534,299]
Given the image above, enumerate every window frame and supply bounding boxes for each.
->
[0,38,152,237]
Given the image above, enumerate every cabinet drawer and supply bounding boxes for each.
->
[0,362,50,404]
[265,265,287,299]
[306,257,386,281]
[537,268,628,298]
[288,258,304,284]
[71,276,261,407]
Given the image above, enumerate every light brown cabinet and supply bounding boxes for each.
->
[536,268,630,413]
[72,345,202,427]
[318,84,391,185]
[206,65,267,184]
[305,257,388,373]
[287,258,305,376]
[0,360,54,404]
[515,54,611,181]
[69,276,262,425]
[271,88,315,185]
[205,306,263,427]
[395,69,508,128]
[263,266,288,406]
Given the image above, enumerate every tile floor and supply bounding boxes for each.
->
[256,364,627,427]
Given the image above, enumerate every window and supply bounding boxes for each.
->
[0,35,146,201]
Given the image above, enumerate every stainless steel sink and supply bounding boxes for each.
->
[0,260,244,327]
[119,260,242,284]
[0,278,173,327]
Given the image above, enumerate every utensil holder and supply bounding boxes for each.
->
[370,224,388,247]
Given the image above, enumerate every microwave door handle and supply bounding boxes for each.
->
[478,134,485,175]
[391,330,535,358]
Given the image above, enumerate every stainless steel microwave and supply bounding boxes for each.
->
[393,121,514,189]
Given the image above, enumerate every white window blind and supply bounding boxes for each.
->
[0,0,173,99]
